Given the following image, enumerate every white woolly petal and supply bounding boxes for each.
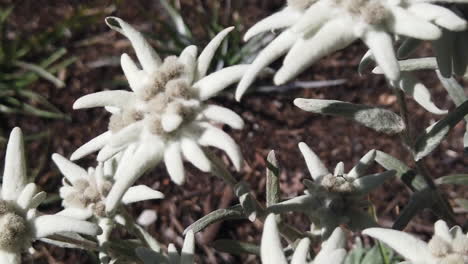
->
[33,215,101,238]
[397,73,448,115]
[291,238,310,264]
[276,19,356,85]
[136,209,158,226]
[347,149,377,179]
[97,145,126,162]
[121,53,146,92]
[314,249,347,264]
[105,106,121,114]
[56,208,93,220]
[334,162,345,176]
[198,124,243,171]
[193,65,250,101]
[362,29,400,81]
[27,191,46,210]
[244,7,301,41]
[291,1,332,34]
[353,170,395,195]
[197,27,234,79]
[201,105,244,129]
[236,30,298,101]
[320,227,346,253]
[113,144,138,180]
[105,17,161,73]
[122,185,164,204]
[363,228,433,263]
[71,131,112,160]
[180,230,195,264]
[0,250,21,264]
[161,113,183,132]
[261,214,287,264]
[16,183,39,210]
[108,121,144,148]
[179,45,198,83]
[73,90,135,110]
[52,153,87,184]
[164,142,185,185]
[168,243,180,264]
[434,220,452,243]
[387,6,442,40]
[181,137,211,172]
[106,142,163,213]
[298,142,329,181]
[2,127,28,201]
[408,3,467,31]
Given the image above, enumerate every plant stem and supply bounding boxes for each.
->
[393,86,457,226]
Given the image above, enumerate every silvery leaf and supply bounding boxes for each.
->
[435,174,468,185]
[414,100,468,160]
[266,150,280,207]
[393,188,435,230]
[396,73,447,115]
[373,58,438,73]
[212,239,260,256]
[183,205,244,235]
[374,150,427,191]
[397,38,422,59]
[294,99,405,135]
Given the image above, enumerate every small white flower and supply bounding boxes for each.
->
[364,220,468,264]
[235,0,467,100]
[261,214,347,264]
[268,142,395,237]
[136,229,195,264]
[72,17,246,212]
[0,128,102,264]
[52,153,164,219]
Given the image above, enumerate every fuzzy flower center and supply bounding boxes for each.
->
[332,0,390,25]
[0,200,29,252]
[320,174,355,193]
[428,235,468,263]
[109,56,199,136]
[63,179,112,217]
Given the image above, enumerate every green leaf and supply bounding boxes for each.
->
[397,38,422,59]
[437,73,467,108]
[14,60,65,88]
[414,100,468,160]
[294,99,405,135]
[375,151,427,191]
[435,174,468,185]
[183,205,245,235]
[212,239,260,256]
[361,245,384,264]
[159,0,192,38]
[266,150,280,207]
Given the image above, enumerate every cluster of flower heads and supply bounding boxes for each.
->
[72,17,246,212]
[235,0,468,100]
[0,128,102,263]
[268,142,395,237]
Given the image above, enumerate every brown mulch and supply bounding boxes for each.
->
[0,0,467,263]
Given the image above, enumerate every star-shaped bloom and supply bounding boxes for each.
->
[51,152,164,220]
[261,214,347,264]
[268,142,395,237]
[235,0,467,100]
[136,230,195,264]
[0,128,101,264]
[364,220,468,264]
[72,17,246,212]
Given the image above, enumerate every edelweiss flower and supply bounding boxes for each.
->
[261,214,347,264]
[136,230,195,264]
[0,128,101,264]
[235,0,467,100]
[72,17,246,212]
[364,220,468,264]
[52,152,164,219]
[268,142,395,237]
